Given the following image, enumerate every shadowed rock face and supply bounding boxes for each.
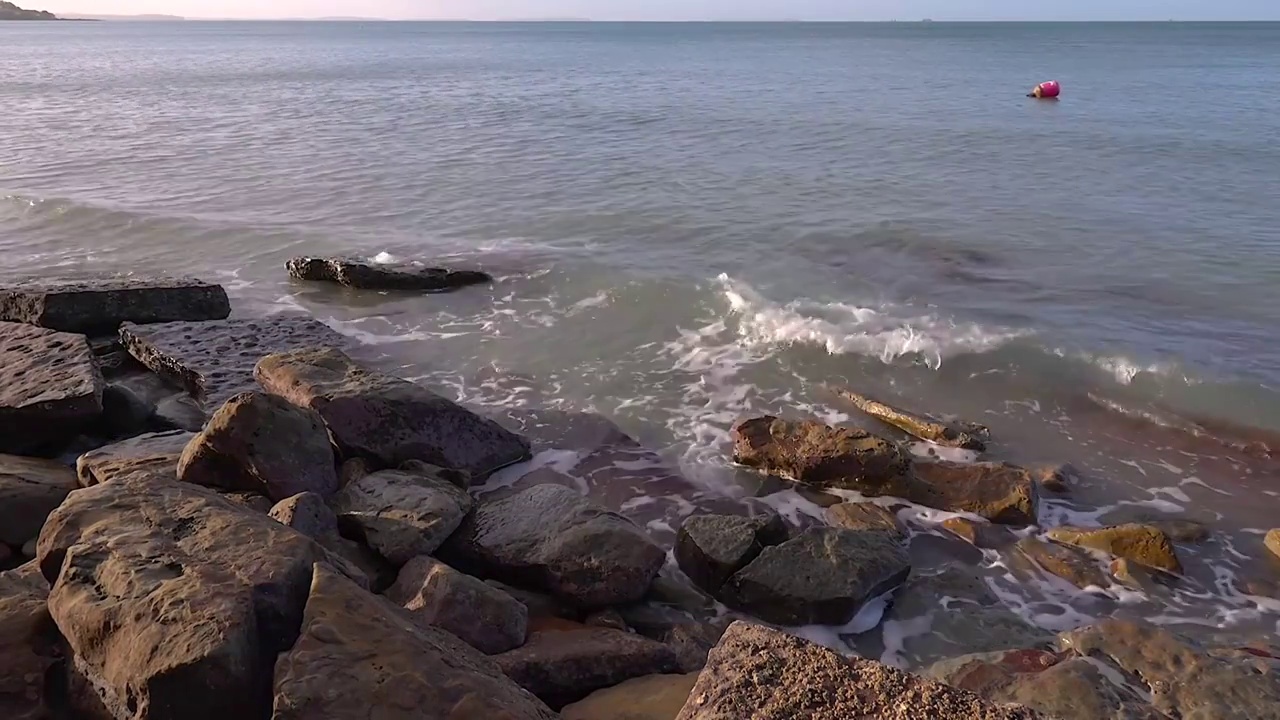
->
[286,256,492,292]
[731,415,913,495]
[0,561,62,720]
[0,322,103,454]
[674,513,788,596]
[0,455,78,546]
[0,277,229,334]
[385,556,528,655]
[330,466,473,567]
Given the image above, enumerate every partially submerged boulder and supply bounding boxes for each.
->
[826,501,906,539]
[911,461,1040,526]
[255,347,530,477]
[75,429,192,485]
[440,483,665,609]
[1030,463,1077,494]
[385,556,528,655]
[0,276,230,334]
[1265,529,1280,561]
[0,454,78,546]
[496,628,681,709]
[286,256,492,292]
[673,513,787,596]
[942,517,1018,550]
[0,322,103,454]
[832,387,988,450]
[731,416,912,495]
[1045,524,1182,574]
[330,465,472,567]
[1011,537,1109,590]
[561,673,701,720]
[0,561,61,720]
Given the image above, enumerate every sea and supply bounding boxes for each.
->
[3,20,1279,660]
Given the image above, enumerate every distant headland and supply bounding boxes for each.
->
[0,1,59,19]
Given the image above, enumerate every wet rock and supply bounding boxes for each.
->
[659,621,727,674]
[719,526,910,626]
[910,461,1040,525]
[224,491,274,513]
[0,322,103,454]
[826,501,906,538]
[1045,524,1182,574]
[256,347,530,477]
[385,556,528,655]
[1151,518,1210,543]
[584,608,630,632]
[0,454,78,546]
[36,473,368,720]
[440,483,665,609]
[101,382,155,436]
[120,315,348,408]
[731,416,913,495]
[154,393,206,432]
[286,256,492,292]
[561,673,701,720]
[177,392,339,501]
[0,561,61,720]
[497,628,681,709]
[1012,537,1109,590]
[832,387,988,450]
[942,517,1018,549]
[75,429,193,485]
[270,492,340,542]
[1031,463,1077,494]
[487,579,576,621]
[272,563,557,720]
[0,276,230,335]
[676,621,1041,719]
[673,513,788,595]
[330,465,472,567]
[1266,529,1280,561]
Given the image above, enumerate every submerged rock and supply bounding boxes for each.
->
[561,673,701,720]
[942,517,1018,550]
[330,465,472,567]
[911,461,1040,526]
[0,322,103,454]
[0,276,230,334]
[75,428,193,485]
[826,501,906,538]
[0,561,61,720]
[497,628,681,709]
[731,415,913,495]
[832,387,988,450]
[256,347,530,477]
[1265,529,1280,561]
[1011,537,1109,590]
[1030,463,1077,494]
[1045,524,1182,574]
[385,556,528,655]
[286,256,492,292]
[673,513,787,595]
[0,454,78,547]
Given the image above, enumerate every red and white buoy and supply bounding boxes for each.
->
[1028,80,1061,99]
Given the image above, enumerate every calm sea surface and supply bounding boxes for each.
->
[3,21,1280,650]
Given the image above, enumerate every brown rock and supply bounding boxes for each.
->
[177,392,339,501]
[942,517,1018,549]
[0,276,230,335]
[561,673,701,720]
[0,322,103,454]
[76,429,192,486]
[0,561,61,720]
[584,608,630,632]
[497,628,682,709]
[673,513,787,595]
[1045,524,1182,574]
[286,256,492,292]
[1012,538,1109,590]
[832,387,988,450]
[385,556,528,655]
[486,579,575,621]
[1030,464,1077,493]
[255,347,530,477]
[271,563,557,720]
[730,415,913,495]
[223,491,274,513]
[826,501,905,538]
[0,454,78,546]
[269,492,340,542]
[330,465,472,567]
[1266,529,1280,561]
[911,462,1039,525]
[675,621,1042,719]
[337,457,371,487]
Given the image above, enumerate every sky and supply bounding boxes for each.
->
[35,0,1280,21]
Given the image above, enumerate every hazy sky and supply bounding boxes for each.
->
[36,0,1280,21]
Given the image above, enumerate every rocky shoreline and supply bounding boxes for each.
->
[1,259,1278,719]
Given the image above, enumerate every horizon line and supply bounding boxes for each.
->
[57,16,1280,23]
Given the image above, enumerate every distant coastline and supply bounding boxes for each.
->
[0,1,59,20]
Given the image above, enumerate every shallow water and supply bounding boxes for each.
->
[3,20,1280,659]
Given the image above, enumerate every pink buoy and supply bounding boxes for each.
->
[1028,80,1060,99]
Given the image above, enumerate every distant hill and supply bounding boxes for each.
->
[60,13,184,20]
[0,1,58,19]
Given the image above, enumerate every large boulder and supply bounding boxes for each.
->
[0,277,230,334]
[330,465,472,567]
[0,454,78,546]
[255,347,529,477]
[286,256,492,292]
[35,473,368,720]
[910,462,1040,526]
[718,526,910,626]
[561,673,701,720]
[270,492,396,592]
[271,563,557,720]
[730,416,912,496]
[440,484,665,609]
[0,561,61,720]
[385,556,528,655]
[177,392,339,501]
[673,513,787,596]
[675,622,1041,719]
[75,429,193,486]
[496,628,682,710]
[1045,524,1182,574]
[0,322,103,454]
[120,316,348,408]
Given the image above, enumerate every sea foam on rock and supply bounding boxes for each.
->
[0,276,230,334]
[286,256,492,292]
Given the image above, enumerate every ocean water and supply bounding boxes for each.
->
[3,21,1280,656]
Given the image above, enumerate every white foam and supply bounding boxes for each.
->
[907,441,981,464]
[474,449,583,495]
[370,251,398,264]
[788,591,893,655]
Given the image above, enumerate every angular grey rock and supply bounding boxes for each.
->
[719,526,910,626]
[496,628,681,709]
[330,465,472,567]
[0,561,61,720]
[440,484,665,609]
[385,556,528,654]
[75,429,193,486]
[0,276,230,334]
[255,347,530,477]
[0,454,78,546]
[286,256,492,292]
[674,513,788,595]
[0,322,103,454]
[120,315,348,408]
[177,392,339,501]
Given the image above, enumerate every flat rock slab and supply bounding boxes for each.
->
[0,322,103,454]
[331,466,473,567]
[75,429,193,486]
[0,454,78,546]
[272,563,558,720]
[731,415,913,496]
[385,556,528,655]
[120,315,348,408]
[675,622,1042,720]
[0,277,230,334]
[286,256,492,292]
[0,561,61,720]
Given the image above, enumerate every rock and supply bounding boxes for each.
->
[0,277,230,335]
[385,556,528,655]
[1011,537,1109,590]
[487,579,575,621]
[0,561,61,720]
[584,608,630,632]
[120,315,348,408]
[19,539,35,559]
[941,517,1018,549]
[272,563,557,720]
[0,322,103,454]
[153,394,206,432]
[910,462,1040,525]
[1045,524,1182,574]
[497,628,682,709]
[719,526,910,626]
[673,513,787,595]
[1151,518,1210,543]
[36,473,368,720]
[270,492,340,542]
[177,392,339,501]
[561,673,701,720]
[826,501,905,538]
[101,382,155,436]
[330,465,472,567]
[255,348,530,477]
[1266,529,1280,561]
[440,484,665,609]
[337,457,371,487]
[675,621,1041,719]
[730,416,913,495]
[223,491,274,513]
[1031,463,1077,493]
[832,387,988,450]
[75,429,193,485]
[286,256,492,292]
[0,454,78,546]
